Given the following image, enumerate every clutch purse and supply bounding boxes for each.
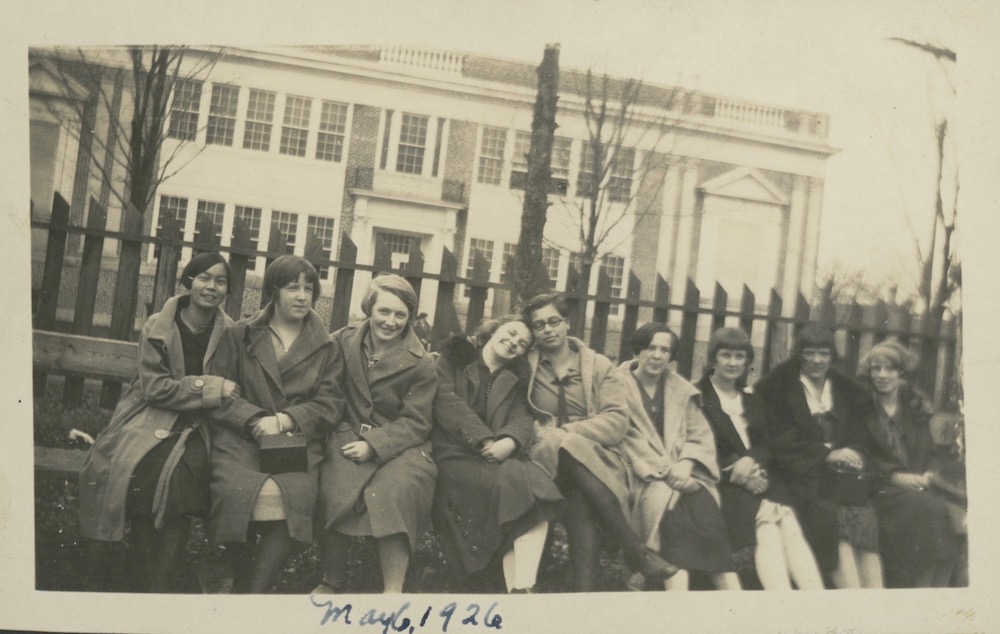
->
[259,432,308,474]
[820,463,873,506]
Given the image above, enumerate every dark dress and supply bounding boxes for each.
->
[696,376,796,551]
[430,337,562,577]
[126,297,211,521]
[864,385,958,587]
[756,360,879,573]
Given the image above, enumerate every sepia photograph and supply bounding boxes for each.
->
[3,0,999,631]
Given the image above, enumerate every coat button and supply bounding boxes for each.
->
[154,429,169,440]
[193,378,205,388]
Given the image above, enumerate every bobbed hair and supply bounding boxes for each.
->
[180,252,231,290]
[262,255,321,305]
[793,323,839,362]
[629,322,678,359]
[703,327,755,382]
[474,314,531,348]
[857,340,918,379]
[360,274,418,330]
[521,292,570,323]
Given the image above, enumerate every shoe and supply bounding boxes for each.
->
[629,547,679,582]
[509,586,536,594]
[311,578,345,594]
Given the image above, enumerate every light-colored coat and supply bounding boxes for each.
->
[79,295,232,542]
[615,362,720,547]
[317,322,438,548]
[207,306,344,545]
[525,337,631,515]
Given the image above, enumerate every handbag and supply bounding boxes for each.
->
[819,463,874,506]
[259,432,308,474]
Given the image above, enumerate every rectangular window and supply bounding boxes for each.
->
[167,79,201,141]
[499,242,517,285]
[600,255,626,315]
[375,230,414,269]
[551,137,572,194]
[608,147,635,204]
[510,132,571,194]
[396,113,428,174]
[206,84,239,146]
[542,247,561,289]
[576,143,597,198]
[232,205,262,245]
[243,89,276,152]
[477,126,506,185]
[307,215,336,279]
[316,100,348,162]
[279,95,312,157]
[194,200,225,248]
[464,238,494,297]
[155,195,188,257]
[270,210,299,253]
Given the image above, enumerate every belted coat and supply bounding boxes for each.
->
[78,295,232,542]
[206,306,344,545]
[317,322,438,549]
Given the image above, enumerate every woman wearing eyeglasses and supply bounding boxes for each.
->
[521,293,677,592]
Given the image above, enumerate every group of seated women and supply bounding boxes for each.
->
[77,252,964,593]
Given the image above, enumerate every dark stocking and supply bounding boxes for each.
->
[130,515,191,593]
[228,533,257,595]
[561,489,601,592]
[246,521,298,593]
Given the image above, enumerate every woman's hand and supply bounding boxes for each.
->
[342,440,375,464]
[249,415,281,441]
[728,456,758,486]
[891,471,930,490]
[222,379,241,400]
[825,447,864,471]
[481,437,517,463]
[665,459,700,493]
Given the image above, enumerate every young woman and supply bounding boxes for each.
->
[756,324,884,589]
[431,316,562,593]
[616,322,740,591]
[79,252,237,592]
[207,255,343,593]
[858,341,959,587]
[315,274,438,594]
[521,293,677,592]
[696,327,823,590]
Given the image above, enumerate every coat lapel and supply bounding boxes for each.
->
[244,308,285,398]
[462,362,480,404]
[486,369,517,423]
[341,323,373,401]
[275,310,330,373]
[366,328,425,385]
[697,378,749,455]
[203,305,233,369]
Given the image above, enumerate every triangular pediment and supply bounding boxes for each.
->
[699,168,788,205]
[29,59,90,101]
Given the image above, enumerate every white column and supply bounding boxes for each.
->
[670,159,700,297]
[800,178,825,298]
[781,176,808,315]
[656,160,681,282]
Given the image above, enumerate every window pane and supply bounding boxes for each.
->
[280,95,312,157]
[232,205,262,244]
[243,89,276,151]
[608,147,635,203]
[396,113,428,174]
[307,215,336,279]
[195,200,225,247]
[155,195,187,257]
[168,79,201,141]
[542,247,560,289]
[270,210,299,252]
[464,238,494,297]
[499,242,517,284]
[316,101,348,162]
[576,143,596,198]
[477,126,506,185]
[206,84,239,146]
[600,255,625,315]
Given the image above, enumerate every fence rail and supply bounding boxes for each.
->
[31,191,960,411]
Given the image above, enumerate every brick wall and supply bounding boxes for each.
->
[338,104,381,255]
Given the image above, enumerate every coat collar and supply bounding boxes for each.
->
[341,321,426,392]
[244,305,331,390]
[527,336,597,417]
[461,360,518,423]
[147,295,233,375]
[617,361,699,452]
[696,375,751,454]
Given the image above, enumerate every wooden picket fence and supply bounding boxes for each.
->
[31,191,960,412]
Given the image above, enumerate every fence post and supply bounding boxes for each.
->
[589,267,612,355]
[102,201,145,409]
[465,250,490,335]
[617,271,642,363]
[676,278,700,380]
[64,197,108,406]
[842,301,863,374]
[150,213,182,316]
[873,299,889,344]
[432,247,461,347]
[738,284,755,338]
[193,212,221,254]
[261,224,290,309]
[710,282,727,335]
[652,274,670,325]
[404,242,425,301]
[33,192,71,397]
[226,215,255,320]
[329,232,358,332]
[762,288,783,375]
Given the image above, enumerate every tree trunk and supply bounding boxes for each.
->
[511,44,560,311]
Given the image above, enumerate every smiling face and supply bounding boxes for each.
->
[188,262,229,311]
[636,332,673,378]
[274,272,313,323]
[528,303,569,353]
[714,348,749,383]
[869,355,902,396]
[487,321,532,362]
[801,346,833,383]
[369,291,410,344]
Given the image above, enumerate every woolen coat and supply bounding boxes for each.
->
[79,295,232,542]
[615,363,720,546]
[431,336,562,575]
[755,358,873,571]
[317,321,438,549]
[524,337,631,516]
[696,376,795,550]
[206,306,344,545]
